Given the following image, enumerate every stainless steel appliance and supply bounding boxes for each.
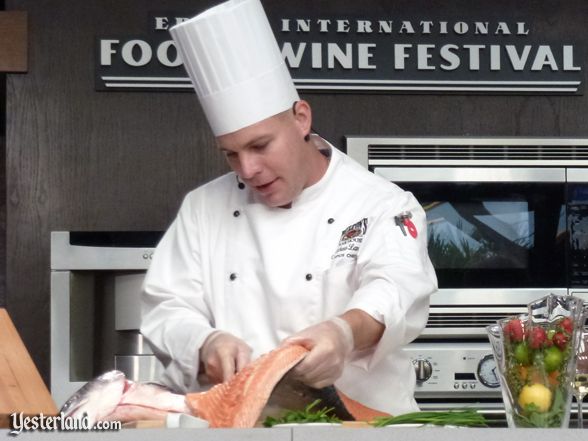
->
[50,231,164,407]
[346,136,588,416]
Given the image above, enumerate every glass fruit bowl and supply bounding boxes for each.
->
[487,294,585,428]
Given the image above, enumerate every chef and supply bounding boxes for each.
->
[140,0,437,416]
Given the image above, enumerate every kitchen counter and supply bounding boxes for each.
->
[2,427,587,440]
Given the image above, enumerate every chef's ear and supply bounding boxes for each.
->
[292,100,312,141]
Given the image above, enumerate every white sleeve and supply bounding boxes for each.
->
[140,193,216,392]
[345,191,438,369]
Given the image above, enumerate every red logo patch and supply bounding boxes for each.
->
[394,211,418,239]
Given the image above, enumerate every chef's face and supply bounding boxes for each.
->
[217,101,322,208]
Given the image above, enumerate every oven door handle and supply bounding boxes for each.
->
[568,168,588,182]
[373,167,566,183]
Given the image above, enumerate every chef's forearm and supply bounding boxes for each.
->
[339,309,385,351]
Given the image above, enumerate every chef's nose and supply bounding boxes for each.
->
[238,152,262,180]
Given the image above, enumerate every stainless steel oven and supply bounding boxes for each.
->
[346,137,588,420]
[50,231,165,407]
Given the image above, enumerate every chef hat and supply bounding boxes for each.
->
[170,0,300,136]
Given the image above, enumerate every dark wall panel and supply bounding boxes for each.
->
[5,0,229,386]
[0,0,4,309]
[1,2,5,309]
[5,0,588,388]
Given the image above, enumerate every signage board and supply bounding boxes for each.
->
[96,8,583,95]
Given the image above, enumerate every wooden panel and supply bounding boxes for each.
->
[4,0,588,392]
[0,11,27,72]
[0,309,57,428]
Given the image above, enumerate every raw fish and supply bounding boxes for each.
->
[60,371,189,426]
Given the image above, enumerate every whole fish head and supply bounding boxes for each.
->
[60,370,128,426]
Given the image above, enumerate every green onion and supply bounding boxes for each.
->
[263,399,342,427]
[372,409,487,427]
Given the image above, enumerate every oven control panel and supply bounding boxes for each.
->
[403,342,502,398]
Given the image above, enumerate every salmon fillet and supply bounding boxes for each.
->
[186,344,309,427]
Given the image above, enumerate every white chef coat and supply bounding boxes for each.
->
[140,136,438,416]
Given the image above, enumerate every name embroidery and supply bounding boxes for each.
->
[332,218,368,260]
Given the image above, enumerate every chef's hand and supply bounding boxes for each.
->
[199,331,252,384]
[282,317,354,389]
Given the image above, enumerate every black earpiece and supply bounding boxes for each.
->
[236,175,245,189]
[292,101,311,142]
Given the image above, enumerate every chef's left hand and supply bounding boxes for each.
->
[282,317,354,389]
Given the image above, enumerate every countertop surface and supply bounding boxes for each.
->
[2,427,588,440]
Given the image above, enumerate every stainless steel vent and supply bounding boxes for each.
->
[426,309,525,328]
[368,144,588,161]
[422,305,527,337]
[346,137,588,167]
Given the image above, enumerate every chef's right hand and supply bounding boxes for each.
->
[282,317,354,389]
[199,331,252,383]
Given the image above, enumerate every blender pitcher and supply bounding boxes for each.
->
[487,293,586,428]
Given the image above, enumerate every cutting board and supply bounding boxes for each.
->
[0,309,58,428]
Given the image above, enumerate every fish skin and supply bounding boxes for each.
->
[335,388,391,421]
[118,382,189,413]
[103,404,176,423]
[261,372,354,422]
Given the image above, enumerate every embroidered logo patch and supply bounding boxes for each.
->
[394,211,418,239]
[332,218,368,260]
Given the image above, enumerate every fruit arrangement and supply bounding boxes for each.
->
[502,316,575,427]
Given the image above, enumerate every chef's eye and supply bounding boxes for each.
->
[224,151,238,159]
[252,143,268,152]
